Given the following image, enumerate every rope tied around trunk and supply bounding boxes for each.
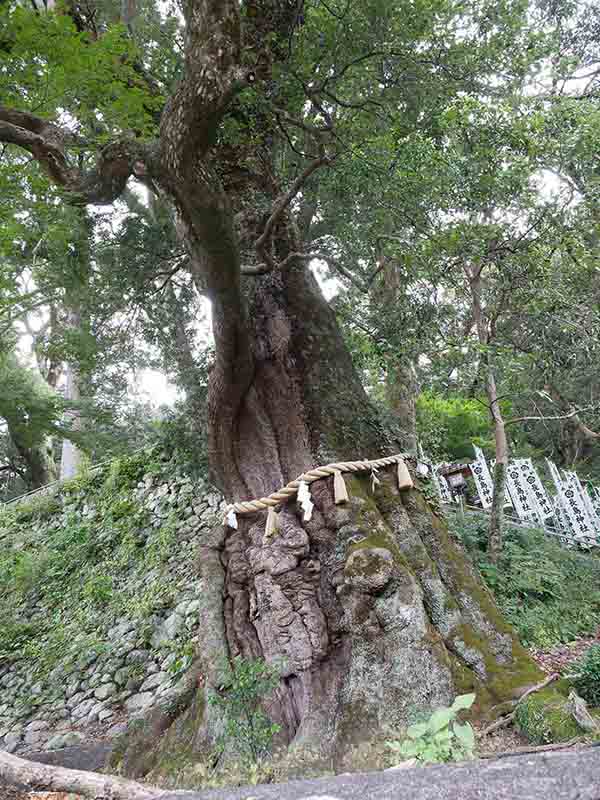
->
[223,453,414,531]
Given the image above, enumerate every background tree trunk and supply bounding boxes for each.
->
[59,210,92,479]
[11,434,56,489]
[386,357,419,456]
[467,263,508,563]
[487,371,508,563]
[59,319,82,480]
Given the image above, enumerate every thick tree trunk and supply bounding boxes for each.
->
[0,0,542,790]
[19,0,537,778]
[208,265,386,501]
[115,267,542,780]
[210,276,537,762]
[8,426,56,490]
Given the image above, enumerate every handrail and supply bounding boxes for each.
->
[0,447,149,508]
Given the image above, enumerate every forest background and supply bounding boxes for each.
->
[1,0,599,520]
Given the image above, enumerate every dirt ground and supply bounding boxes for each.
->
[531,632,600,675]
[477,725,530,756]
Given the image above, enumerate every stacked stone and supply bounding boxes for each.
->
[0,468,226,755]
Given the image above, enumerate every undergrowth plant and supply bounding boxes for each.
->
[387,693,476,764]
[450,515,600,647]
[208,656,281,764]
[573,645,600,706]
[0,449,194,688]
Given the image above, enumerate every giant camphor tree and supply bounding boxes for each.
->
[0,0,545,773]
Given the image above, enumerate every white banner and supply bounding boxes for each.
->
[546,459,564,494]
[470,446,494,509]
[592,487,600,518]
[547,460,598,544]
[562,472,599,543]
[551,496,576,545]
[520,459,554,519]
[434,466,454,504]
[566,471,600,526]
[506,460,542,524]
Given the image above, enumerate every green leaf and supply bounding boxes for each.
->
[399,740,420,757]
[422,744,441,762]
[451,693,476,712]
[406,722,429,738]
[453,722,475,752]
[385,740,403,752]
[427,708,453,733]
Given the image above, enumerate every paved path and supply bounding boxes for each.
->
[157,748,600,800]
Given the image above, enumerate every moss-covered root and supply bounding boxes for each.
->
[515,687,600,744]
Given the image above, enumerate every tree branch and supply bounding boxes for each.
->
[481,673,560,736]
[505,406,600,428]
[0,105,147,204]
[0,750,161,800]
[255,155,330,270]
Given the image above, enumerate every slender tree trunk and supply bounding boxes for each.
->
[60,356,81,480]
[468,265,508,563]
[487,371,508,563]
[59,210,92,479]
[386,357,419,456]
[60,311,82,480]
[375,253,420,456]
[44,306,62,390]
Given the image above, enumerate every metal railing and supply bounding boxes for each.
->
[0,447,148,509]
[444,501,600,549]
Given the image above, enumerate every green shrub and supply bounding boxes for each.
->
[147,405,208,479]
[208,657,281,763]
[573,645,600,706]
[387,693,476,764]
[11,492,61,523]
[146,517,177,566]
[0,549,41,598]
[0,619,41,662]
[0,447,200,699]
[82,573,114,605]
[104,452,148,493]
[166,640,195,678]
[450,515,600,647]
[416,393,494,463]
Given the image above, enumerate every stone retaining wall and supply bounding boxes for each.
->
[0,455,224,756]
